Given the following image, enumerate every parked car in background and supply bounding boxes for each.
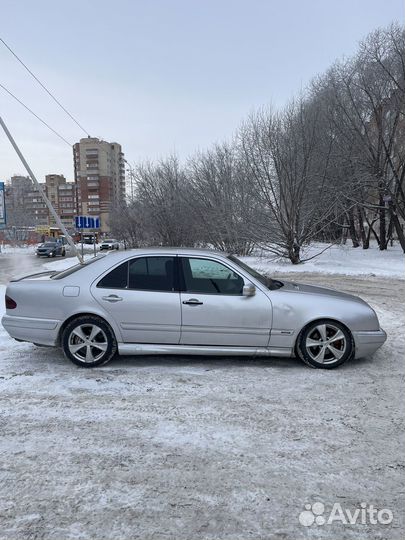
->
[2,248,386,369]
[100,239,119,251]
[36,241,66,258]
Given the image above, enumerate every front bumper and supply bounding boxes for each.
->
[1,314,61,346]
[352,328,387,359]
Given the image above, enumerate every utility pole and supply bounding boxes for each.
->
[0,115,84,264]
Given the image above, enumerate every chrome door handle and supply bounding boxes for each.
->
[182,298,203,305]
[102,294,123,302]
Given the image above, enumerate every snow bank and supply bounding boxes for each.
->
[242,242,404,279]
[41,253,95,272]
[0,245,37,255]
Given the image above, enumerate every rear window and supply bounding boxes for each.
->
[51,255,105,280]
[96,256,175,291]
[97,261,128,288]
[128,257,174,291]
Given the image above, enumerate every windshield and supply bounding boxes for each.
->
[43,242,56,247]
[51,255,106,280]
[228,255,283,290]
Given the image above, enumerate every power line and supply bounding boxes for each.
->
[1,39,130,191]
[0,82,72,147]
[0,36,90,137]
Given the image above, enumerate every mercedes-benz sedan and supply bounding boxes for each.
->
[2,248,387,369]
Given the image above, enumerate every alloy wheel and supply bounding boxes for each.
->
[305,323,347,365]
[68,324,108,363]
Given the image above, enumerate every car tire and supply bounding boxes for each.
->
[62,316,117,368]
[51,252,56,258]
[296,319,354,369]
[62,249,66,257]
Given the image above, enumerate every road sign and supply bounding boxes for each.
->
[35,225,50,234]
[75,216,100,229]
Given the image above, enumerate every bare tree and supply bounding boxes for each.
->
[108,200,147,248]
[238,98,337,264]
[109,23,404,261]
[312,23,405,251]
[187,143,256,255]
[134,155,197,246]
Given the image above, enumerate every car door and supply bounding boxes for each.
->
[91,255,181,344]
[179,256,272,347]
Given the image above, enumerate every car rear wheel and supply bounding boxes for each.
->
[62,316,117,367]
[297,319,353,369]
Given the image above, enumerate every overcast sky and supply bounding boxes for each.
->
[0,0,404,182]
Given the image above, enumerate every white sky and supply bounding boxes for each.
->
[0,0,404,182]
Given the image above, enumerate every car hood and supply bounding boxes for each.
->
[279,280,366,304]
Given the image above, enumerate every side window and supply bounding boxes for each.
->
[97,261,128,288]
[182,258,244,295]
[128,257,175,292]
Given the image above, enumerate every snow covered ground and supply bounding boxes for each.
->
[243,242,404,279]
[0,247,404,539]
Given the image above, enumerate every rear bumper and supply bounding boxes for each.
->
[1,314,61,346]
[353,328,387,358]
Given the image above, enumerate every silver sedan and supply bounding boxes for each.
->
[2,248,387,369]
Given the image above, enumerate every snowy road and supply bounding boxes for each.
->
[0,257,404,539]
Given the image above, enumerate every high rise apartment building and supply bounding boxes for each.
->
[5,174,77,230]
[5,175,47,227]
[73,137,126,232]
[24,186,48,226]
[45,174,77,229]
[4,137,126,233]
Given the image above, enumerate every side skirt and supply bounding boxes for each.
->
[118,343,294,357]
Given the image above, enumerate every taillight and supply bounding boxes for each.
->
[5,295,17,309]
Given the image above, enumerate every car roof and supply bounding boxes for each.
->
[97,246,228,260]
[126,246,227,257]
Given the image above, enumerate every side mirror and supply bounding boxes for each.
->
[243,283,256,297]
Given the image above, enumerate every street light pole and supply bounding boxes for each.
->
[124,158,135,201]
[0,115,84,264]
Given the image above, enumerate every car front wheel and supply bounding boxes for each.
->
[296,319,353,369]
[62,316,117,367]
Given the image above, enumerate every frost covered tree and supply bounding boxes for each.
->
[238,98,337,264]
[312,23,405,251]
[187,143,256,255]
